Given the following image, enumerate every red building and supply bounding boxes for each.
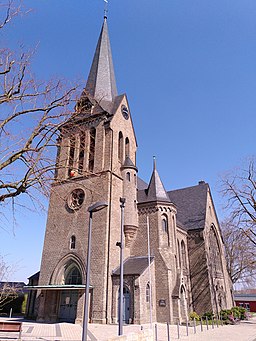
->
[234,289,256,312]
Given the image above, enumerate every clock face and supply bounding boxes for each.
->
[121,105,129,120]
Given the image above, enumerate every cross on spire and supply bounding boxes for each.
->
[104,0,108,19]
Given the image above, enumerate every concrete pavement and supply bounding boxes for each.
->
[0,316,255,341]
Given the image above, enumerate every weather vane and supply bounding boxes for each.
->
[104,0,108,18]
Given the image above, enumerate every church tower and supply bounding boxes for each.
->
[36,15,138,324]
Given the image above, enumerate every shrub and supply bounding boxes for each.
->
[202,311,214,320]
[189,311,200,321]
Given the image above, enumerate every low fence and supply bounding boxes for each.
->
[108,317,226,341]
[107,328,153,341]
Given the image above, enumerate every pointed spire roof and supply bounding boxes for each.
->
[85,17,118,105]
[146,157,171,203]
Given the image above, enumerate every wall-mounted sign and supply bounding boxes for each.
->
[159,299,166,307]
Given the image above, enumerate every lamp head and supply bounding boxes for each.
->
[88,201,108,213]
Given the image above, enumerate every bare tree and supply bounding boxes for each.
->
[221,218,256,287]
[0,2,78,207]
[0,255,20,310]
[221,159,256,246]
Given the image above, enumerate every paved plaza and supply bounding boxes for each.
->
[0,317,255,341]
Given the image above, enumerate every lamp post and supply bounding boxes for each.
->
[118,197,125,336]
[82,201,108,341]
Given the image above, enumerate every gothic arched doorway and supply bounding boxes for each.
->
[118,286,131,324]
[58,264,82,322]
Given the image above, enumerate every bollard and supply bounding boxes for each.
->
[167,322,170,341]
[193,318,196,334]
[206,316,209,330]
[200,318,203,332]
[9,308,12,318]
[212,317,214,329]
[155,323,158,341]
[186,320,189,336]
[220,314,223,326]
[177,322,180,339]
[141,325,143,331]
[217,315,219,328]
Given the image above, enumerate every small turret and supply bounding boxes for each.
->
[121,157,138,247]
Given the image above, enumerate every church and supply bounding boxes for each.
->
[26,15,233,325]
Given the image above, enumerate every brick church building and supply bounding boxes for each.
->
[26,15,233,325]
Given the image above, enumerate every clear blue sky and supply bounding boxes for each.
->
[1,0,256,282]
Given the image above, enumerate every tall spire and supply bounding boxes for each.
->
[147,157,171,203]
[85,17,118,104]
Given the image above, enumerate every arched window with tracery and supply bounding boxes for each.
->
[78,132,85,174]
[68,136,76,176]
[209,225,223,275]
[88,128,96,172]
[118,132,123,162]
[65,265,82,285]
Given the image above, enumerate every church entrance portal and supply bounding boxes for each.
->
[58,290,78,322]
[118,286,131,324]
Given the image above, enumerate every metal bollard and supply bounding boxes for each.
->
[155,323,158,341]
[206,316,209,330]
[167,322,170,341]
[220,314,223,326]
[9,308,12,318]
[186,320,189,336]
[193,318,196,334]
[177,322,180,339]
[217,315,219,328]
[141,325,143,331]
[212,317,214,329]
[200,318,203,332]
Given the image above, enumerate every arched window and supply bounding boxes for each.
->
[146,282,150,303]
[125,137,130,157]
[88,128,96,172]
[181,240,187,270]
[209,225,223,274]
[70,235,76,249]
[162,217,168,233]
[78,132,85,174]
[118,132,123,161]
[177,240,181,268]
[162,215,169,246]
[126,172,130,181]
[65,265,82,285]
[68,136,76,176]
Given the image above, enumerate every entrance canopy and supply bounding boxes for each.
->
[25,284,89,291]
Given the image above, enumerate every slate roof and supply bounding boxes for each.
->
[112,256,154,276]
[85,17,117,107]
[137,162,171,204]
[121,157,137,171]
[167,182,209,231]
[137,177,148,191]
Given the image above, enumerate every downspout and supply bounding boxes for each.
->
[105,127,114,323]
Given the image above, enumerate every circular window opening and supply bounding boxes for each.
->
[67,189,85,210]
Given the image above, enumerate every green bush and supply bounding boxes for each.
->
[231,306,241,319]
[220,309,232,320]
[236,306,247,320]
[189,311,200,321]
[202,311,214,320]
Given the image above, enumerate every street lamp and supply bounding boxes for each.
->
[118,197,125,336]
[82,201,108,341]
